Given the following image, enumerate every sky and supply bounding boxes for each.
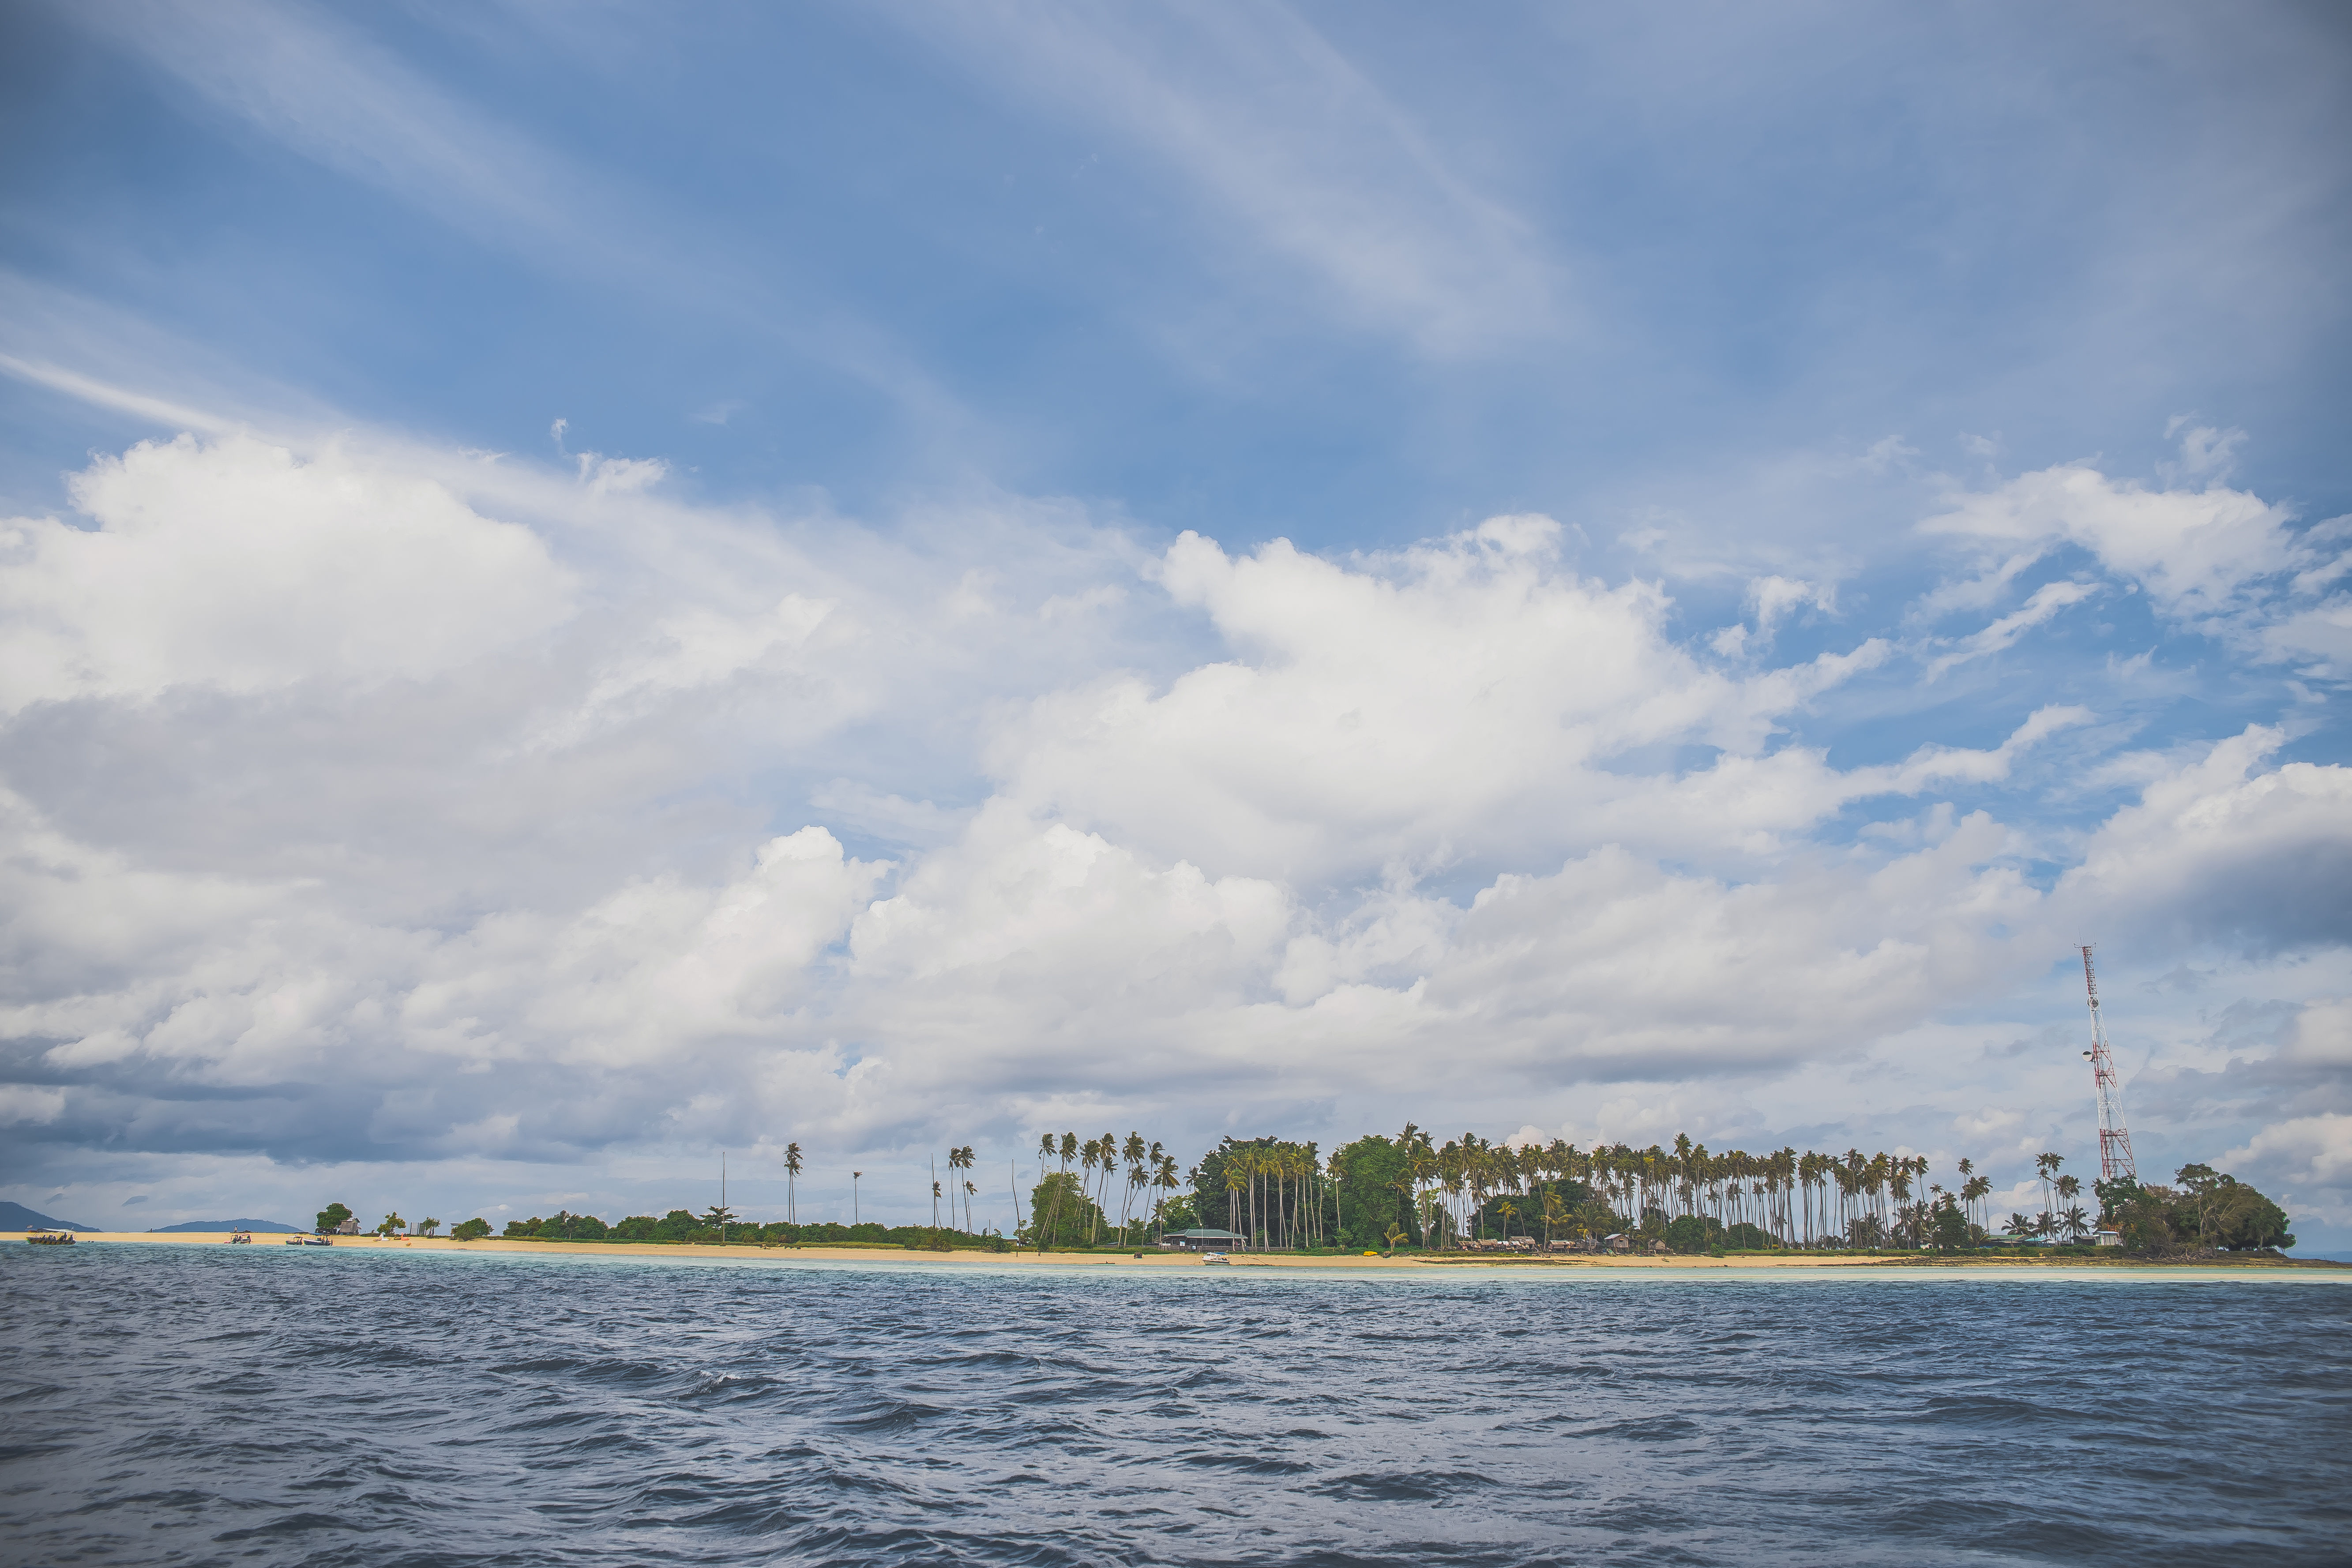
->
[2,0,2348,1245]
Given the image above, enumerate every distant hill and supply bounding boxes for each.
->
[148,1219,303,1233]
[0,1201,94,1232]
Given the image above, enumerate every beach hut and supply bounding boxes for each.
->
[1161,1228,1249,1251]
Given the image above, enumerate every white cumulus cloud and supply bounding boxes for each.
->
[0,434,573,711]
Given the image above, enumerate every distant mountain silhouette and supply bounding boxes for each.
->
[148,1219,302,1233]
[0,1201,94,1232]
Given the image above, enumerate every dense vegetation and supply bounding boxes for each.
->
[480,1206,1011,1250]
[314,1128,2297,1260]
[1157,1125,2290,1257]
[2096,1166,2294,1253]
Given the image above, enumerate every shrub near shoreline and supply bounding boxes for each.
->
[492,1210,1012,1250]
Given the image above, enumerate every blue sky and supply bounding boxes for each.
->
[2,1,2348,1244]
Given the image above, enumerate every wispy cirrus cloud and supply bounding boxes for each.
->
[878,0,1563,356]
[1924,579,2101,680]
[60,0,965,432]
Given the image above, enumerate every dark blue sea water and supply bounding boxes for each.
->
[4,1247,2348,1567]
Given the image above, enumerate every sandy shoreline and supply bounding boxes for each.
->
[8,1231,2339,1273]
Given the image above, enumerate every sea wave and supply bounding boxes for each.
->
[2,1246,2347,1567]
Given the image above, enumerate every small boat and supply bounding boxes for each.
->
[301,1237,333,1246]
[1201,1251,1230,1265]
[282,1236,304,1245]
[27,1230,75,1246]
[229,1231,252,1244]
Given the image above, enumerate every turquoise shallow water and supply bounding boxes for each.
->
[4,1245,2348,1567]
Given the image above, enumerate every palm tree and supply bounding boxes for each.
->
[2059,1204,2090,1244]
[851,1171,862,1226]
[1120,1132,1148,1241]
[1153,1153,1180,1241]
[1124,1157,1149,1245]
[950,1146,976,1232]
[784,1142,804,1226]
[1077,1137,1101,1240]
[1092,1133,1116,1244]
[1033,1134,1056,1243]
[1962,1174,1991,1238]
[2035,1152,2063,1225]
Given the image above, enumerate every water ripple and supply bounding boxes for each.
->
[2,1248,2348,1567]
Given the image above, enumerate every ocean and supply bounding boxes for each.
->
[4,1245,2347,1566]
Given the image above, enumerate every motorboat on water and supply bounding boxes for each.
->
[27,1230,75,1245]
[229,1231,253,1244]
[1201,1251,1230,1265]
[302,1237,333,1246]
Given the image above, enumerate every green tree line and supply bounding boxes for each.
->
[311,1124,2294,1260]
[1185,1125,2292,1256]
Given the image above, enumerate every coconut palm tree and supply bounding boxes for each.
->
[1121,1132,1148,1235]
[945,1146,972,1230]
[2035,1152,2063,1229]
[1124,1156,1149,1244]
[784,1142,804,1226]
[1961,1173,1991,1238]
[1040,1133,1077,1248]
[1155,1153,1180,1238]
[1032,1135,1056,1245]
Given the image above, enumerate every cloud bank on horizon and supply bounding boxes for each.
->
[0,1,2347,1241]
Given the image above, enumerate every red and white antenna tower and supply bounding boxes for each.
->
[2078,945,2137,1183]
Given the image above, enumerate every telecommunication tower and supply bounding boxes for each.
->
[2078,945,2138,1183]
